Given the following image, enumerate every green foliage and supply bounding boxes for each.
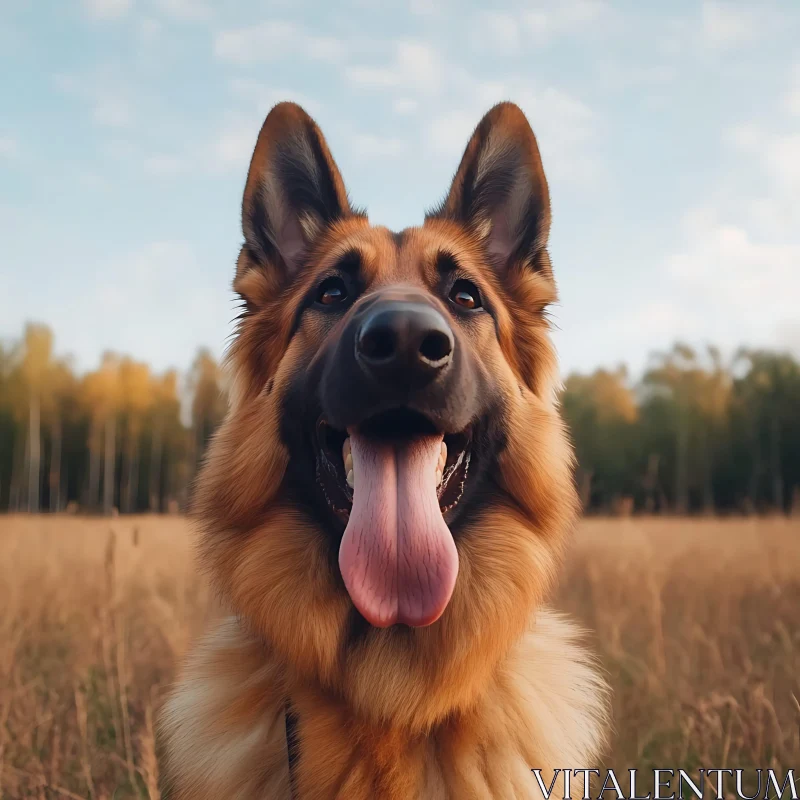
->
[562,345,800,513]
[0,323,225,514]
[1,322,798,514]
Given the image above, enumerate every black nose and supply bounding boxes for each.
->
[356,301,454,387]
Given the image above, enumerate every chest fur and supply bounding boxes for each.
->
[158,611,608,800]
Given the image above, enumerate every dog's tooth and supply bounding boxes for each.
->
[439,442,447,468]
[344,453,353,473]
[342,437,351,461]
[435,468,443,487]
[346,469,354,489]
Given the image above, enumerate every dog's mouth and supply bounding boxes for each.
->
[314,408,471,628]
[315,409,472,521]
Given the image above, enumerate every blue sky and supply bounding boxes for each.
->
[1,0,798,377]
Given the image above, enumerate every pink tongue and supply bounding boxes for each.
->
[338,434,459,628]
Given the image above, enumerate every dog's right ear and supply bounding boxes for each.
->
[237,102,356,286]
[428,102,552,279]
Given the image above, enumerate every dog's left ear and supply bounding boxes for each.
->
[429,102,552,276]
[239,102,356,282]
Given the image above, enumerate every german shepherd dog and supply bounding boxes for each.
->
[159,101,608,798]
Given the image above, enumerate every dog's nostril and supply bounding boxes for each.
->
[359,327,395,362]
[419,329,453,365]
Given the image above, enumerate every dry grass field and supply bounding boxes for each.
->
[0,515,798,799]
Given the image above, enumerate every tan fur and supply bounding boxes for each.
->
[161,610,607,799]
[158,102,610,798]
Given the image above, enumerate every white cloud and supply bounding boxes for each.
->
[468,1,610,55]
[346,40,445,96]
[726,122,760,151]
[214,126,254,170]
[209,84,324,175]
[728,123,800,197]
[351,133,407,159]
[75,169,108,190]
[701,0,759,48]
[143,153,186,176]
[659,94,800,356]
[777,321,800,353]
[210,99,406,176]
[0,136,18,159]
[664,216,800,344]
[137,17,163,42]
[1,239,234,373]
[103,138,137,160]
[595,61,677,91]
[471,11,522,54]
[784,64,800,117]
[80,241,233,370]
[82,0,131,20]
[659,2,790,58]
[54,72,134,129]
[91,96,133,128]
[604,207,800,366]
[347,38,598,185]
[609,301,701,344]
[523,0,609,40]
[228,79,321,116]
[409,0,443,15]
[426,82,598,185]
[426,110,477,156]
[214,22,345,66]
[763,133,800,193]
[392,97,418,116]
[678,93,800,299]
[153,0,212,21]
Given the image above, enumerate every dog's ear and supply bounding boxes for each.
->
[239,102,356,282]
[429,102,552,277]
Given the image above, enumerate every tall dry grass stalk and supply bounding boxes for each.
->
[0,516,212,798]
[0,514,798,797]
[556,517,800,794]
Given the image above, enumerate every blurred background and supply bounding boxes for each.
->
[2,0,799,517]
[1,1,799,798]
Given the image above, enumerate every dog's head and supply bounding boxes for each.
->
[195,102,578,728]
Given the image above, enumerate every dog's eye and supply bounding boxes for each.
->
[316,276,349,307]
[449,279,482,310]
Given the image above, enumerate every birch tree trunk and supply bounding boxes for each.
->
[8,431,24,511]
[770,415,783,513]
[104,415,116,515]
[149,423,162,512]
[89,422,101,511]
[126,431,139,513]
[701,427,714,516]
[28,392,40,513]
[747,438,761,515]
[675,413,689,514]
[50,415,62,512]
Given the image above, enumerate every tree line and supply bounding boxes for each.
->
[564,344,800,515]
[0,324,225,515]
[1,324,798,516]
